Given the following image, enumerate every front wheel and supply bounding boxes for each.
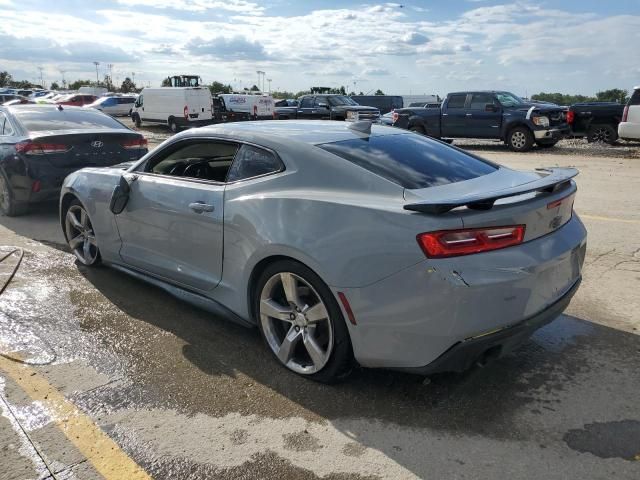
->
[507,127,534,152]
[255,260,352,383]
[64,200,101,266]
[132,113,141,128]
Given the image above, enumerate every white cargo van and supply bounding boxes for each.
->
[218,94,274,120]
[131,87,213,132]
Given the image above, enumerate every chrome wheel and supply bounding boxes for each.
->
[259,272,333,375]
[65,204,99,265]
[511,131,527,149]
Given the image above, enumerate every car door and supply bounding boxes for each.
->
[312,96,331,119]
[115,139,239,291]
[466,93,502,138]
[441,93,468,137]
[297,96,315,118]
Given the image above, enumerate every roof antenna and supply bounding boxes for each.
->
[347,120,372,135]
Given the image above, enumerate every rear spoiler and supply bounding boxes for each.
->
[404,167,578,214]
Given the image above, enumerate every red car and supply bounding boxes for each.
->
[56,94,97,107]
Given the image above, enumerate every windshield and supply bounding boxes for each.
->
[328,96,358,106]
[495,92,524,107]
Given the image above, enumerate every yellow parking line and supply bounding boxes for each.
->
[0,354,151,480]
[580,214,640,224]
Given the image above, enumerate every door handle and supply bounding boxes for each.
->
[466,113,473,117]
[189,202,215,213]
[442,113,448,116]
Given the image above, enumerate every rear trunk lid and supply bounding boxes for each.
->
[27,129,147,169]
[404,167,577,242]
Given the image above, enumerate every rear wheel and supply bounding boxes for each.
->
[168,117,178,133]
[255,260,352,383]
[409,125,426,135]
[0,171,28,217]
[132,113,141,128]
[587,124,617,144]
[64,200,101,266]
[507,127,534,152]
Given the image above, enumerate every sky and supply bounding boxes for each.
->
[0,0,639,97]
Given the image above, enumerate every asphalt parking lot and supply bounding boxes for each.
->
[1,132,639,479]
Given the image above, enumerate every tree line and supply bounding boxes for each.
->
[531,89,629,105]
[0,71,139,93]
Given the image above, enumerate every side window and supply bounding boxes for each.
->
[299,97,313,108]
[314,96,328,107]
[144,140,240,182]
[226,144,283,182]
[469,93,496,110]
[447,94,467,109]
[0,113,5,135]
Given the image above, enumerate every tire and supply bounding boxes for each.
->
[507,126,534,152]
[168,117,178,133]
[63,199,101,267]
[536,140,558,149]
[132,113,141,128]
[409,125,426,135]
[0,171,29,217]
[254,260,353,383]
[587,124,617,144]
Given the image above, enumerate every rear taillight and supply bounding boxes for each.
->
[417,225,525,258]
[392,109,398,124]
[184,105,189,120]
[16,141,69,155]
[122,137,148,150]
[31,180,41,192]
[566,110,574,124]
[622,105,629,122]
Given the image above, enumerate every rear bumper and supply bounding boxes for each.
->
[618,122,640,140]
[396,277,581,375]
[336,214,587,369]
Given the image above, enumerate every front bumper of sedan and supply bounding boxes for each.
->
[335,214,587,372]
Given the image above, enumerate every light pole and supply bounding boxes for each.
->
[256,71,264,92]
[37,66,44,88]
[107,63,113,89]
[267,78,272,94]
[93,61,100,85]
[59,70,66,89]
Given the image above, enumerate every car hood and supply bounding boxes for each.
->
[511,102,565,113]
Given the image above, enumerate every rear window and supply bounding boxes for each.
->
[318,134,497,189]
[12,108,127,132]
[629,89,640,106]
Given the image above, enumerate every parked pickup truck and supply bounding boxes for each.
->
[567,102,625,144]
[393,91,569,152]
[294,94,380,121]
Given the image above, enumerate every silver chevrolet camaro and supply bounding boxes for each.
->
[59,120,586,382]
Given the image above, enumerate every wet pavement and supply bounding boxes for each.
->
[1,151,639,479]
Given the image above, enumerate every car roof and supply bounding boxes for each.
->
[185,120,407,146]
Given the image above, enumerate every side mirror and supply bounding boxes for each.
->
[485,103,498,112]
[109,175,133,214]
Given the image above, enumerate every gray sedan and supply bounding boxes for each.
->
[59,121,586,382]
